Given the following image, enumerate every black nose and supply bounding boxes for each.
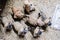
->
[38,31,42,35]
[23,30,27,34]
[48,21,52,26]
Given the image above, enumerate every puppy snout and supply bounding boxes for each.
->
[6,24,12,31]
[38,31,42,35]
[22,30,27,34]
[19,30,27,36]
[18,30,27,38]
[33,31,42,38]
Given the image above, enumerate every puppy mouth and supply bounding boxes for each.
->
[18,34,24,38]
[18,33,25,38]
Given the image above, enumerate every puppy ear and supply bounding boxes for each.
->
[18,30,21,36]
[18,32,20,36]
[12,7,17,12]
[5,23,8,27]
[14,15,17,18]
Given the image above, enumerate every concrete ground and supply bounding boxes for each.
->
[0,0,60,40]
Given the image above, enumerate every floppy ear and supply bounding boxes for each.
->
[12,7,17,12]
[18,31,21,36]
[14,15,17,18]
[5,23,8,27]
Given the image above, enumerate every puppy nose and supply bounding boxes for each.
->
[38,31,42,35]
[35,31,42,36]
[47,21,51,26]
[23,30,27,34]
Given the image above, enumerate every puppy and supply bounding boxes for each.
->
[2,16,13,32]
[12,7,24,19]
[25,10,40,26]
[12,22,28,37]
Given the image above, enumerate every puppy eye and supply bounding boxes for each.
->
[30,4,32,6]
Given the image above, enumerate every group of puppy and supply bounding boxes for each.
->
[1,0,51,38]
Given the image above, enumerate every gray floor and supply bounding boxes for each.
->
[0,0,60,40]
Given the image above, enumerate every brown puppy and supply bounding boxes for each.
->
[12,7,24,19]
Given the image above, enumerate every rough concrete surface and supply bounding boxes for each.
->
[0,0,60,40]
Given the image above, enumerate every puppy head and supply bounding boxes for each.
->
[29,3,35,12]
[33,27,42,38]
[18,27,28,37]
[12,7,24,19]
[5,23,12,32]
